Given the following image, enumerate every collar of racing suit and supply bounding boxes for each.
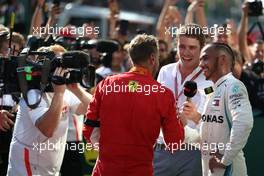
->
[214,72,232,88]
[129,66,152,77]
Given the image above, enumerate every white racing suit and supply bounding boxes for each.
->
[200,73,253,176]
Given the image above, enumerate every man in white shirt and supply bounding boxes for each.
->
[154,24,213,176]
[7,66,92,176]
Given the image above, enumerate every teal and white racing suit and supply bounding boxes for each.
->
[200,73,253,176]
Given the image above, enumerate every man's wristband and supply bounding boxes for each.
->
[84,118,100,127]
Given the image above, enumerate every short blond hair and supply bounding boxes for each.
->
[128,34,158,64]
[37,44,66,56]
[12,32,25,47]
[49,44,66,55]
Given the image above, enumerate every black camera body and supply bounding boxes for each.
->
[248,0,263,16]
[0,57,20,94]
[252,59,264,75]
[244,58,264,76]
[0,51,95,108]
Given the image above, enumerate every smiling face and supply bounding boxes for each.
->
[199,45,221,83]
[177,36,201,70]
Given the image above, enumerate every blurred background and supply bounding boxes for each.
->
[1,0,263,37]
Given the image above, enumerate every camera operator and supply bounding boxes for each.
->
[11,32,25,56]
[7,45,92,176]
[0,25,19,176]
[95,40,125,84]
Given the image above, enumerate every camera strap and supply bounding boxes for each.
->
[17,57,51,109]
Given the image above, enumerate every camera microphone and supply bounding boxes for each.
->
[183,81,197,101]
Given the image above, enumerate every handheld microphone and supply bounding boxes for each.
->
[183,81,197,101]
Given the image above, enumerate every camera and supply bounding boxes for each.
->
[0,50,95,108]
[244,58,264,76]
[248,0,263,17]
[26,35,56,51]
[53,0,60,6]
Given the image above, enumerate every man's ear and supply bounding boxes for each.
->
[219,54,226,66]
[148,53,155,65]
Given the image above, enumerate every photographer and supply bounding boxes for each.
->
[7,45,92,176]
[95,40,125,84]
[238,0,264,63]
[0,26,19,176]
[237,0,264,113]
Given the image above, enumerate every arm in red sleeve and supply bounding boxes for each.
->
[161,89,184,153]
[83,79,105,143]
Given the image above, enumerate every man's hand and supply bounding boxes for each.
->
[209,150,226,173]
[108,0,120,17]
[164,6,181,26]
[187,0,204,12]
[50,5,60,16]
[242,1,249,16]
[37,0,45,8]
[181,101,201,124]
[0,110,15,132]
[52,67,67,94]
[178,112,187,127]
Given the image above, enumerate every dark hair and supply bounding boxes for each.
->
[209,42,235,69]
[158,39,168,51]
[128,34,158,65]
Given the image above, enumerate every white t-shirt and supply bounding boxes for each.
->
[96,66,126,78]
[64,91,83,142]
[7,90,80,176]
[0,94,16,107]
[157,62,213,144]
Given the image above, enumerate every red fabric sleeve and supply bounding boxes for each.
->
[161,90,184,153]
[83,79,104,143]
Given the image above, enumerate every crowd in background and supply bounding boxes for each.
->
[0,0,264,175]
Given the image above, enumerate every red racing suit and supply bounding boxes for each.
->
[83,66,184,176]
